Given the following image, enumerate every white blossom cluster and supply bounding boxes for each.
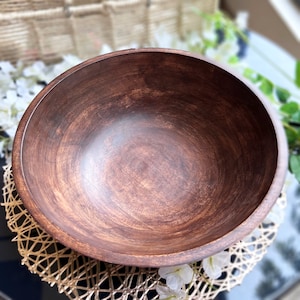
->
[156,251,230,300]
[0,55,82,160]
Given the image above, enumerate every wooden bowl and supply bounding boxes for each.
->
[12,49,288,267]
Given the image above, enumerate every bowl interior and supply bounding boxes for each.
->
[13,49,285,267]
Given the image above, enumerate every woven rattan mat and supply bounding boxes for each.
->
[2,165,286,299]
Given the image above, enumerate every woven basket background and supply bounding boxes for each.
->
[0,0,219,64]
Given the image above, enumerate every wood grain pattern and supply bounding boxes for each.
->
[12,49,288,267]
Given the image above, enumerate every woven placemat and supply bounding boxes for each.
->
[2,164,286,299]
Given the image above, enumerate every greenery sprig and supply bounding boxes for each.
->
[243,67,300,183]
[196,10,300,184]
[243,41,300,184]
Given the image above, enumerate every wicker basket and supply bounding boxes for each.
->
[0,0,219,64]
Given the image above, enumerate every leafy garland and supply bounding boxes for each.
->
[200,11,300,183]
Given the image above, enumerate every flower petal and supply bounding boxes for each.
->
[203,259,222,279]
[165,273,183,292]
[158,266,176,279]
[178,264,194,284]
[202,251,230,279]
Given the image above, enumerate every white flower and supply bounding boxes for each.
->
[0,61,16,74]
[0,89,32,140]
[235,11,249,31]
[15,78,30,96]
[0,72,15,96]
[23,61,47,78]
[5,90,27,111]
[22,60,54,85]
[158,264,193,292]
[5,124,18,140]
[202,250,230,279]
[15,78,43,102]
[0,95,13,110]
[156,285,186,300]
[62,54,82,66]
[50,54,82,78]
[201,18,218,42]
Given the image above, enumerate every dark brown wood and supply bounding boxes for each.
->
[12,49,288,267]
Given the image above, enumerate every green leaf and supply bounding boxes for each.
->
[284,125,298,145]
[295,60,300,88]
[290,154,300,183]
[275,87,291,103]
[291,111,300,124]
[259,78,273,95]
[228,56,239,64]
[280,102,299,115]
[243,68,259,83]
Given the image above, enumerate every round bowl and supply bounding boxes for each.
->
[12,49,288,267]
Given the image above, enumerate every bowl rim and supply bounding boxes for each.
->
[12,48,288,267]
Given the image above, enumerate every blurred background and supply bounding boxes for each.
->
[221,0,300,59]
[1,0,300,299]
